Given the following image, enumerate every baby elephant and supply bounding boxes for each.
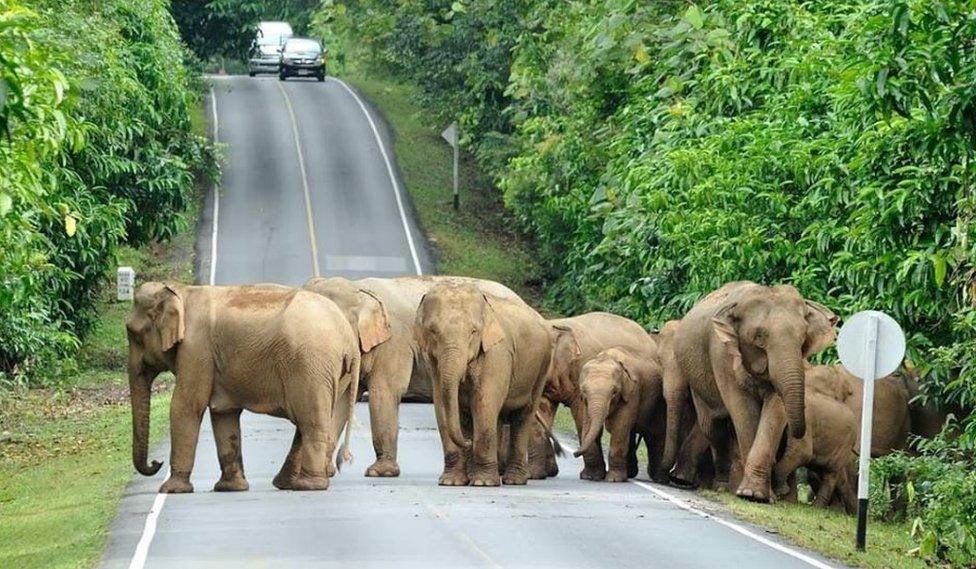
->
[126,282,360,493]
[416,282,551,487]
[574,347,663,482]
[771,387,857,511]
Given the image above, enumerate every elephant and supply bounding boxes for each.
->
[300,276,524,479]
[573,347,664,482]
[126,282,360,493]
[771,387,857,512]
[807,364,950,456]
[667,281,838,502]
[415,282,551,486]
[530,312,658,481]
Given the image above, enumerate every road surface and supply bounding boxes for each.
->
[99,76,840,569]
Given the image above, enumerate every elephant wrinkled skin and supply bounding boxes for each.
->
[303,276,524,478]
[126,283,360,493]
[416,283,551,487]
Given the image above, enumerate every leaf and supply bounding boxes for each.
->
[0,193,11,216]
[451,1,466,14]
[932,253,947,287]
[684,5,704,30]
[64,214,77,238]
[634,43,650,64]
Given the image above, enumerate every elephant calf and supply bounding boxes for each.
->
[416,282,551,486]
[574,347,663,482]
[126,282,360,493]
[771,386,857,512]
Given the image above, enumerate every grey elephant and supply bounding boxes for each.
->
[530,312,657,480]
[415,282,551,486]
[297,275,524,480]
[574,347,664,482]
[126,282,360,493]
[666,281,837,502]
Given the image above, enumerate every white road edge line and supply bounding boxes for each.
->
[127,492,167,569]
[209,86,220,287]
[327,77,424,276]
[276,81,323,278]
[628,480,836,569]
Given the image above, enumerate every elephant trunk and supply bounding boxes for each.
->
[769,348,806,439]
[438,345,471,449]
[574,398,610,457]
[129,366,163,476]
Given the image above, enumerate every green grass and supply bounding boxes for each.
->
[343,74,544,306]
[701,490,924,569]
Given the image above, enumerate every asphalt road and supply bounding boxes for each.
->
[100,76,840,569]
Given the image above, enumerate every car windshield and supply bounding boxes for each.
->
[283,40,320,55]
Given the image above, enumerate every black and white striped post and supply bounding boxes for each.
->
[836,310,905,551]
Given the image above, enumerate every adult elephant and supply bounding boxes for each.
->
[299,276,524,479]
[530,312,658,480]
[126,282,360,493]
[416,282,551,486]
[669,281,837,502]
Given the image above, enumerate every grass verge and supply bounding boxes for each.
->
[701,490,923,569]
[342,74,544,305]
[0,104,204,569]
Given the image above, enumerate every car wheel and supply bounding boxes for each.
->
[249,71,256,77]
[279,71,287,81]
[316,72,325,82]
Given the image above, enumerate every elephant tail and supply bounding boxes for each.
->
[337,351,361,471]
[535,409,566,458]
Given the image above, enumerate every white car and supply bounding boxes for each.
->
[248,21,293,76]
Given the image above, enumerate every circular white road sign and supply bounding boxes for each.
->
[837,310,906,381]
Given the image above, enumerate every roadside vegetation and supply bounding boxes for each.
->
[318,1,976,564]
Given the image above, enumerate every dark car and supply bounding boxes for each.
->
[278,38,326,82]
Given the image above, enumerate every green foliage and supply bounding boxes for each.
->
[0,0,213,386]
[872,428,976,565]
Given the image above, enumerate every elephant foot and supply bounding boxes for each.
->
[546,461,559,479]
[528,467,548,480]
[579,466,607,481]
[159,477,194,494]
[606,469,629,483]
[272,470,294,490]
[438,470,470,487]
[327,462,337,477]
[736,476,772,503]
[470,472,501,487]
[291,474,330,491]
[651,468,672,485]
[502,465,529,486]
[213,476,249,492]
[773,480,791,498]
[365,460,401,478]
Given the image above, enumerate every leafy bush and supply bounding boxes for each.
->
[0,0,214,386]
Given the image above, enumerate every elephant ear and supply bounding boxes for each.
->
[711,302,750,385]
[414,293,430,352]
[480,294,505,353]
[803,299,839,358]
[356,290,392,353]
[614,350,641,403]
[154,285,185,352]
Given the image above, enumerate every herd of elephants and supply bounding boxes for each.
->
[125,276,947,510]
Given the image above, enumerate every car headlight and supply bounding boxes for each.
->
[282,58,293,65]
[315,57,324,65]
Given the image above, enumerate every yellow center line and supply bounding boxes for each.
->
[276,81,322,278]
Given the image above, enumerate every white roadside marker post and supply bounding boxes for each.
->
[441,121,459,210]
[836,310,905,551]
[117,266,135,302]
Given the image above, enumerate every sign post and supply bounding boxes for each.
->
[836,310,905,551]
[117,267,135,302]
[441,121,459,210]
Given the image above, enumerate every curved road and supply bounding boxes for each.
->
[99,76,840,569]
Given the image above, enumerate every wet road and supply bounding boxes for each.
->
[99,76,839,569]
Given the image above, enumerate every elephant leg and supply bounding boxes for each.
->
[291,422,333,491]
[605,417,633,482]
[497,420,510,474]
[772,436,808,498]
[737,394,786,502]
[528,397,556,479]
[712,383,764,500]
[211,409,248,492]
[273,429,302,490]
[813,471,838,508]
[365,360,409,478]
[837,469,857,514]
[502,407,535,486]
[671,422,709,488]
[159,379,210,494]
[470,391,503,487]
[433,384,469,486]
[570,395,606,480]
